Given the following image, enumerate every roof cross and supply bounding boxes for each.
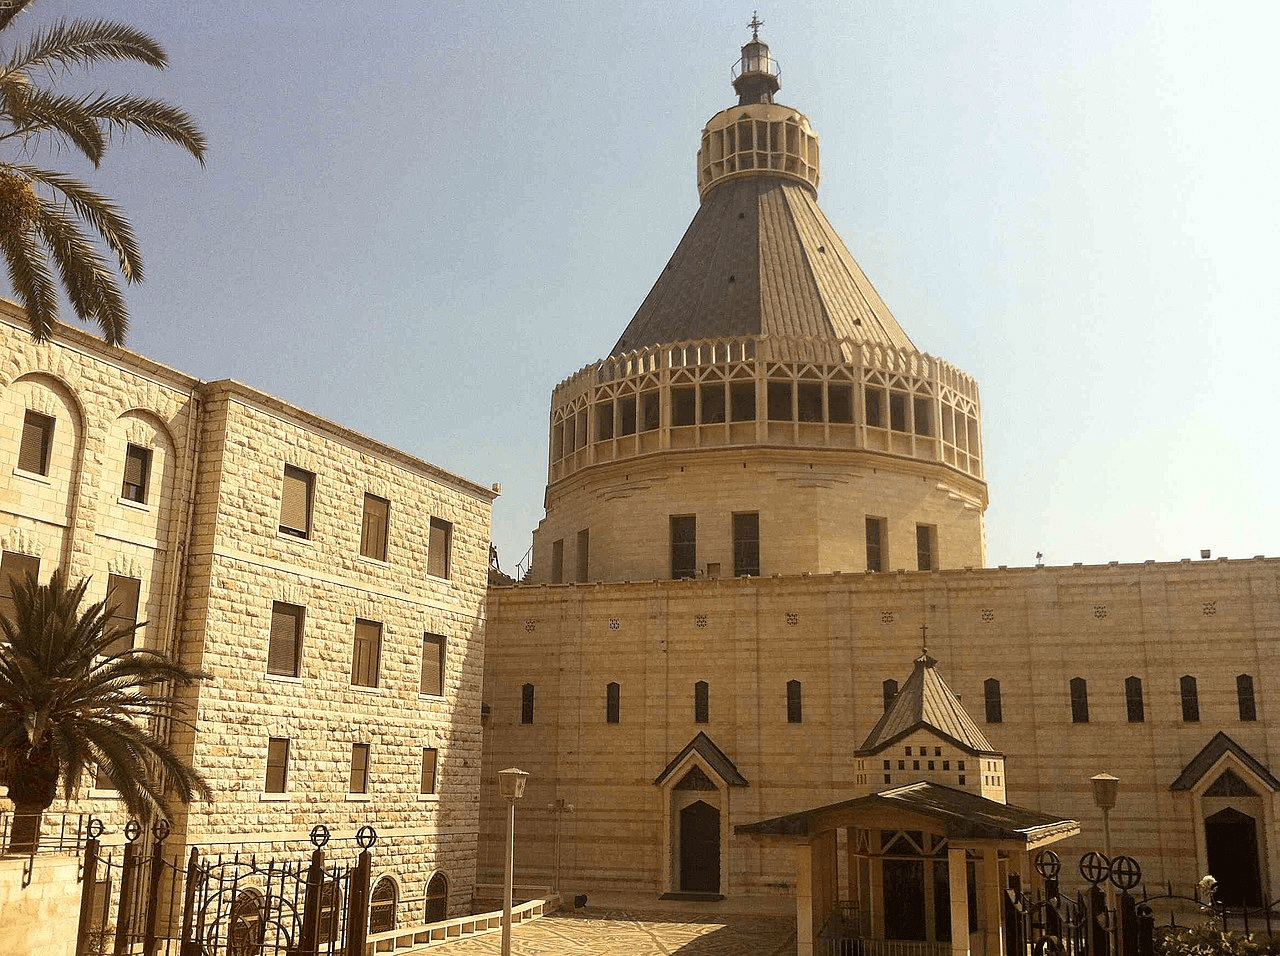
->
[920,623,928,659]
[748,11,764,40]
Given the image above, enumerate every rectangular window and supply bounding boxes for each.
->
[729,382,756,422]
[596,400,615,441]
[865,387,884,428]
[279,465,314,538]
[92,764,117,793]
[1238,674,1257,721]
[1180,675,1200,723]
[700,383,726,424]
[351,619,382,688]
[889,391,909,432]
[913,396,934,436]
[267,602,304,677]
[640,391,660,431]
[576,528,590,583]
[797,382,823,423]
[671,386,696,426]
[1070,677,1089,723]
[420,748,438,794]
[121,444,151,503]
[866,517,886,572]
[786,680,802,723]
[883,679,898,711]
[420,633,445,697]
[265,738,290,793]
[916,524,936,571]
[0,552,39,626]
[360,494,389,561]
[767,381,793,421]
[427,517,452,579]
[104,574,141,656]
[1124,676,1145,722]
[619,394,637,436]
[984,678,1002,723]
[606,682,620,724]
[733,512,760,577]
[828,384,854,423]
[18,410,54,475]
[550,539,564,584]
[349,743,371,794]
[694,681,709,723]
[521,683,535,724]
[670,515,697,579]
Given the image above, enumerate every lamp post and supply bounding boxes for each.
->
[1090,772,1119,860]
[546,797,576,895]
[498,768,529,956]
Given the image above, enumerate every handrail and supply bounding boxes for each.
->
[364,893,556,953]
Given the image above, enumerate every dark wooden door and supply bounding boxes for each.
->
[1206,807,1263,906]
[883,858,927,940]
[679,800,720,893]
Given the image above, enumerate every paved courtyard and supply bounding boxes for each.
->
[435,907,797,955]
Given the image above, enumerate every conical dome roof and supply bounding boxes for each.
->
[612,174,917,355]
[857,653,999,756]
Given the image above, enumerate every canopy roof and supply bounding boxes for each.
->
[736,780,1079,848]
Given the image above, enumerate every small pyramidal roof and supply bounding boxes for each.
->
[858,651,1000,757]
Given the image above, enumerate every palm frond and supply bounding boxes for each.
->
[0,87,108,164]
[34,200,129,344]
[78,93,206,165]
[0,216,57,339]
[14,165,142,280]
[2,19,167,78]
[0,1,37,36]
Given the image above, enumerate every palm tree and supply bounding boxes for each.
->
[0,0,206,346]
[0,570,211,852]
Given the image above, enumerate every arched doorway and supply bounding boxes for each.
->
[679,799,720,893]
[369,876,397,934]
[1206,807,1263,906]
[425,872,449,922]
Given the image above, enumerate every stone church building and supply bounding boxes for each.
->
[478,29,1279,925]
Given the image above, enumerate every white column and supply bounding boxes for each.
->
[796,843,815,956]
[949,846,970,956]
[982,850,1005,956]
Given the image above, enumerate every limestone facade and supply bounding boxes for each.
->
[480,559,1280,900]
[0,304,497,923]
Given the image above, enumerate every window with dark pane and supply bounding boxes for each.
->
[865,387,884,427]
[267,602,304,677]
[576,528,590,583]
[265,738,289,793]
[729,382,756,421]
[351,619,382,688]
[733,512,760,577]
[882,679,898,711]
[828,384,854,423]
[427,517,452,579]
[606,682,620,723]
[279,465,314,538]
[700,382,726,424]
[916,524,936,571]
[797,382,823,422]
[671,386,696,426]
[1238,674,1257,722]
[1125,676,1145,723]
[18,410,53,475]
[670,515,697,579]
[349,743,371,794]
[983,678,1002,723]
[694,680,709,723]
[521,683,535,724]
[787,679,802,723]
[767,380,793,421]
[420,633,445,697]
[1069,677,1089,723]
[360,494,389,561]
[420,748,438,794]
[121,444,151,503]
[866,517,886,572]
[1180,675,1200,722]
[889,391,909,432]
[104,574,141,656]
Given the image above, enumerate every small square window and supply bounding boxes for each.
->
[279,465,314,538]
[265,738,290,793]
[122,444,151,503]
[349,743,370,794]
[351,619,382,688]
[420,748,438,794]
[898,760,905,770]
[360,494,389,561]
[428,517,452,579]
[18,410,54,476]
[420,633,445,697]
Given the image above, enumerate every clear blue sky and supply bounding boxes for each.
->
[11,1,1279,571]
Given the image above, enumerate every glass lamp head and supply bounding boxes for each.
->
[499,767,529,800]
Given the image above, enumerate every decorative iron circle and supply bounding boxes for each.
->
[124,820,142,843]
[1136,902,1154,919]
[1034,849,1061,880]
[151,819,171,842]
[1109,855,1142,890]
[310,824,330,848]
[1079,851,1111,885]
[355,825,378,849]
[86,817,105,840]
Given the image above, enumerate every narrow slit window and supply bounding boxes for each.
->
[786,679,802,723]
[983,678,1002,723]
[866,517,886,572]
[670,516,697,580]
[349,743,371,794]
[882,679,898,712]
[1125,676,1145,723]
[104,575,141,656]
[606,682,620,723]
[576,529,590,583]
[265,738,290,793]
[733,512,760,577]
[1238,674,1257,722]
[420,748,438,794]
[360,494,390,561]
[420,633,445,697]
[427,517,452,579]
[1070,677,1089,723]
[694,680,709,723]
[351,619,382,688]
[1180,675,1200,723]
[521,683,535,724]
[550,539,564,584]
[916,524,936,571]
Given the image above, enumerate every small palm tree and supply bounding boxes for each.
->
[0,570,211,852]
[0,0,206,345]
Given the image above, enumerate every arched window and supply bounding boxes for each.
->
[882,679,898,712]
[786,680,802,724]
[606,682,620,724]
[520,683,534,724]
[1237,674,1257,722]
[369,877,397,935]
[983,678,1002,723]
[1069,677,1089,723]
[228,889,263,956]
[1125,676,1144,723]
[1180,675,1200,723]
[424,872,449,922]
[694,681,709,723]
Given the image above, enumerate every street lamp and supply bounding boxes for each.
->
[546,798,576,895]
[1090,772,1119,860]
[499,768,529,956]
